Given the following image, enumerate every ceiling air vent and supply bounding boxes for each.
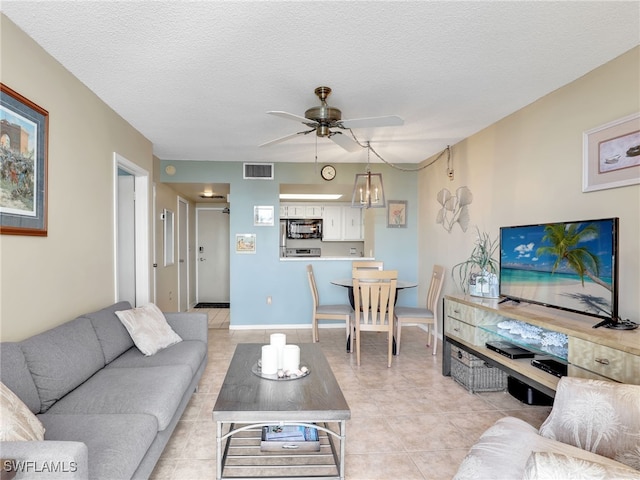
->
[243,163,274,180]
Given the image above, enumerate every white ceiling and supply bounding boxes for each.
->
[2,1,639,170]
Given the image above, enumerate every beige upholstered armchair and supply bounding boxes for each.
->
[454,377,640,479]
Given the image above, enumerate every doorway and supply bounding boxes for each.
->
[196,207,230,304]
[114,153,150,306]
[117,170,135,305]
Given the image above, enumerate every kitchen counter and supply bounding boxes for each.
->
[280,256,375,262]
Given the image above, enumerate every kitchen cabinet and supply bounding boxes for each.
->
[322,206,343,241]
[342,207,363,240]
[322,206,363,241]
[305,205,323,218]
[280,204,323,219]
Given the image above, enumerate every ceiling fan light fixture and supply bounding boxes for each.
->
[261,86,401,151]
[316,124,331,137]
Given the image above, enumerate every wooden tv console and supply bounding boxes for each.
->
[442,294,640,397]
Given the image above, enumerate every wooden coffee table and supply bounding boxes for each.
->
[212,343,351,480]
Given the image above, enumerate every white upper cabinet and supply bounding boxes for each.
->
[281,204,323,219]
[322,206,343,241]
[322,205,363,241]
[342,207,363,241]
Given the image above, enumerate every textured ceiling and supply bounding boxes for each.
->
[1,1,639,169]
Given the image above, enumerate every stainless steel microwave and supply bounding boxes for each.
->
[287,219,322,239]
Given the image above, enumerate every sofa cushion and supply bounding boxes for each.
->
[0,382,45,441]
[523,451,640,480]
[39,413,157,480]
[115,303,182,356]
[539,377,640,470]
[83,301,134,364]
[46,365,192,430]
[0,342,41,413]
[20,317,105,412]
[107,340,206,375]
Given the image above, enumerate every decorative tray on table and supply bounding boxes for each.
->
[251,361,310,381]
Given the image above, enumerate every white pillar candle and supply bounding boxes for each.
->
[270,333,286,369]
[270,333,286,346]
[261,345,278,375]
[282,344,300,372]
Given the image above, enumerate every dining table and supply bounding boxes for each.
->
[330,278,418,310]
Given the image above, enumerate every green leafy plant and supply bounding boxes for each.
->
[452,227,499,293]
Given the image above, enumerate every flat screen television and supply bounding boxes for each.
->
[499,218,619,325]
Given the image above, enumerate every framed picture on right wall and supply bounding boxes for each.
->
[387,200,407,228]
[582,112,640,192]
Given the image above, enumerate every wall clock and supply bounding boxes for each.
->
[321,164,336,181]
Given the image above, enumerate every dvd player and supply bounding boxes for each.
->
[486,341,535,359]
[531,358,568,377]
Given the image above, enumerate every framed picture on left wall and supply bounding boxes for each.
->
[0,84,49,236]
[236,233,256,254]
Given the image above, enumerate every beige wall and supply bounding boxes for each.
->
[419,47,640,328]
[0,16,154,341]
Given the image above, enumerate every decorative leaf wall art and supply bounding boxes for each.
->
[436,186,473,232]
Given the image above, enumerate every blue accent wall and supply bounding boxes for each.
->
[161,161,418,327]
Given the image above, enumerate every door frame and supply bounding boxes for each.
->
[177,196,189,311]
[113,153,150,306]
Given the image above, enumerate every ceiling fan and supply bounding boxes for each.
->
[259,86,404,152]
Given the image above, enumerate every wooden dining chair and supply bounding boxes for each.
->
[306,265,353,343]
[394,265,445,355]
[350,269,398,367]
[352,260,384,271]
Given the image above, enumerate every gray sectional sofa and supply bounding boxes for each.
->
[0,301,208,479]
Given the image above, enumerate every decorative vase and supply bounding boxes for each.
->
[469,270,499,298]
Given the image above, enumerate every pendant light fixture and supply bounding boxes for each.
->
[351,142,386,209]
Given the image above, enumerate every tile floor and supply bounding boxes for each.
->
[150,308,552,479]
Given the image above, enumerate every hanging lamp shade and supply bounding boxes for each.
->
[351,171,386,208]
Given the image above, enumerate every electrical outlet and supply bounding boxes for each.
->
[266,296,272,305]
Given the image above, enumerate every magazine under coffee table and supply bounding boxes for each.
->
[212,343,351,480]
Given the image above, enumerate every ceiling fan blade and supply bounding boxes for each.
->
[329,132,361,152]
[259,129,315,147]
[339,115,404,129]
[267,111,318,126]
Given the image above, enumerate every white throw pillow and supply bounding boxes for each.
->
[115,303,182,356]
[539,377,640,470]
[0,381,45,441]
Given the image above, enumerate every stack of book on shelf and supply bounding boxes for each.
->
[260,425,320,452]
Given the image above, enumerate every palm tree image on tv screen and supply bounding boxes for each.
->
[499,218,617,320]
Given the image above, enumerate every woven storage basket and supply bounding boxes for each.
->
[450,345,507,393]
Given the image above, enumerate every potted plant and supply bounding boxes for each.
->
[452,227,500,298]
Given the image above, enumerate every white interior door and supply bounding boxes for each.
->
[196,208,230,303]
[178,197,189,311]
[117,172,136,306]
